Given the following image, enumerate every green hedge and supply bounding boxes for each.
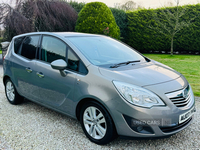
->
[75,2,120,39]
[126,4,200,53]
[110,8,128,42]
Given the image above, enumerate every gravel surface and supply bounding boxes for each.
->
[0,65,200,150]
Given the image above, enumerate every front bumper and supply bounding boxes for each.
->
[107,87,195,138]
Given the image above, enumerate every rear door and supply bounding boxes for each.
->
[12,35,41,100]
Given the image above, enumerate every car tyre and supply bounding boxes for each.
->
[80,101,117,145]
[5,79,23,105]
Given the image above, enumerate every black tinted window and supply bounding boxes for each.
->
[21,36,39,59]
[14,36,26,54]
[41,36,67,63]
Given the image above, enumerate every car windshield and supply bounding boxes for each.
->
[67,36,145,66]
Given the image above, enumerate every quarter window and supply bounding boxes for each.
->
[41,36,67,63]
[67,49,79,71]
[14,36,26,54]
[21,35,40,60]
[67,49,88,74]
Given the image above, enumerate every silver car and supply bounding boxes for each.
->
[3,32,195,145]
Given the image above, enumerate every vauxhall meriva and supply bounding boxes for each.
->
[3,32,195,145]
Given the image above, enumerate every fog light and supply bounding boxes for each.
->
[137,126,144,132]
[123,114,154,134]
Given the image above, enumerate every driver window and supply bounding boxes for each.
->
[41,36,67,63]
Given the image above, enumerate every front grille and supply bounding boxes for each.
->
[160,117,192,133]
[166,85,191,107]
[169,92,191,107]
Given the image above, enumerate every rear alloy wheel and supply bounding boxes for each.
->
[5,79,23,105]
[80,101,116,145]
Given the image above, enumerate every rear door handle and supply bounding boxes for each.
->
[36,72,44,78]
[26,68,32,73]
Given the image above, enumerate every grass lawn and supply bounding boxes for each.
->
[144,54,200,97]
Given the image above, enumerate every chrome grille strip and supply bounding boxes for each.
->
[175,101,190,107]
[166,85,191,107]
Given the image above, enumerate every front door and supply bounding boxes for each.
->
[33,35,77,113]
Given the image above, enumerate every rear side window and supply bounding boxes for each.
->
[21,35,40,60]
[41,36,67,63]
[14,36,26,54]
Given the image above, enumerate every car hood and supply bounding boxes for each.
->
[98,61,182,87]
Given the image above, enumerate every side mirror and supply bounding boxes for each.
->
[51,59,67,70]
[51,59,67,77]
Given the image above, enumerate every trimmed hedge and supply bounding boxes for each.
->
[126,4,200,53]
[75,2,120,39]
[110,8,128,42]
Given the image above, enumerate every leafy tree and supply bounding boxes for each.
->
[0,0,78,40]
[150,0,196,55]
[114,0,142,11]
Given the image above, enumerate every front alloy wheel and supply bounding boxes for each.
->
[83,106,107,140]
[80,101,117,145]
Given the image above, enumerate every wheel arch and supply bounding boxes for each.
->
[3,75,11,86]
[76,98,115,127]
[76,97,118,138]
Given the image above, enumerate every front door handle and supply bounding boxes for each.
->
[26,68,32,73]
[36,72,44,78]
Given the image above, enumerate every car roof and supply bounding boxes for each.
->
[13,32,101,39]
[54,32,101,37]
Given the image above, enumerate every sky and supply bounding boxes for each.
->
[72,0,199,8]
[0,0,199,8]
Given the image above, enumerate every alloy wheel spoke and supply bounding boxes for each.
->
[97,124,106,135]
[98,117,106,124]
[84,113,92,121]
[9,83,12,90]
[84,119,93,125]
[92,126,97,137]
[95,125,104,137]
[89,124,94,135]
[10,87,14,93]
[96,113,103,120]
[91,107,97,119]
[10,93,14,100]
[89,107,94,119]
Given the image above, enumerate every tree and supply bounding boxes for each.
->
[0,0,78,40]
[150,0,196,55]
[75,2,120,39]
[114,0,141,11]
[68,1,86,13]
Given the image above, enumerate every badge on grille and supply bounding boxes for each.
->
[182,88,189,98]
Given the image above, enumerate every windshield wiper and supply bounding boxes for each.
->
[110,60,141,68]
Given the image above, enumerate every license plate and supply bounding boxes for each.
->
[179,107,195,124]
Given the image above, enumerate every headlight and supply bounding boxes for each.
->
[113,81,165,108]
